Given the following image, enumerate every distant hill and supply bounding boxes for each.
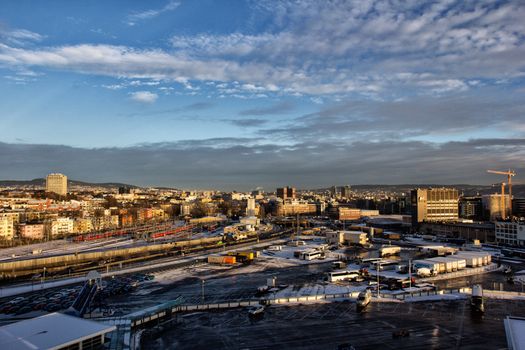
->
[0,178,139,189]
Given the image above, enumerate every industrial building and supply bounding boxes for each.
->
[46,173,68,196]
[411,188,459,226]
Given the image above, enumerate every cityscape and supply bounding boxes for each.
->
[1,1,525,350]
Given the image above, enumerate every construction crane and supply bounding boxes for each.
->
[487,169,516,219]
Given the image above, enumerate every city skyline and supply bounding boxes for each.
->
[0,1,524,188]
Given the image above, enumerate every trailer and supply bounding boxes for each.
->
[456,251,491,266]
[427,257,457,272]
[413,259,441,274]
[454,253,480,267]
[444,256,466,270]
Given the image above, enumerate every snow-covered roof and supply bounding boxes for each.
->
[504,316,525,350]
[0,312,116,350]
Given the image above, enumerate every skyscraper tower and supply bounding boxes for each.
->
[46,173,68,196]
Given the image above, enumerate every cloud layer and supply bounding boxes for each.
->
[1,138,523,190]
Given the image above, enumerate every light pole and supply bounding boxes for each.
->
[41,267,46,289]
[376,262,380,299]
[409,259,412,291]
[201,279,205,304]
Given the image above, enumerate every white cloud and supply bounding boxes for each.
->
[0,2,523,97]
[0,28,45,46]
[125,1,180,26]
[130,91,158,103]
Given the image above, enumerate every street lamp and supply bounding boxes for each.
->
[41,267,46,289]
[409,259,412,292]
[376,261,380,299]
[201,279,205,304]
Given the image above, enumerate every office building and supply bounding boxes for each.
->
[46,173,68,196]
[411,188,459,226]
[275,201,316,216]
[276,186,296,201]
[495,221,525,246]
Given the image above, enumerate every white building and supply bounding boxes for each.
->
[46,173,68,196]
[495,221,525,246]
[50,217,74,237]
[0,217,14,240]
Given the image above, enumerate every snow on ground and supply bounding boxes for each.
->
[402,293,467,302]
[259,240,338,266]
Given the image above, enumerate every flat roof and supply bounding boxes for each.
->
[0,312,116,350]
[505,316,525,350]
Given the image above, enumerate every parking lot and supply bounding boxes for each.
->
[143,298,522,349]
[0,273,154,323]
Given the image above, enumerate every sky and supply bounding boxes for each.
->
[0,0,524,190]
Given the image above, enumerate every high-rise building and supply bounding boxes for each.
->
[411,188,459,226]
[276,186,296,201]
[246,197,256,217]
[46,173,68,196]
[341,186,352,199]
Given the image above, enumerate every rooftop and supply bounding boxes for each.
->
[504,316,525,350]
[0,312,116,350]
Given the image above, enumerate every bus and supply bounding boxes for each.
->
[300,250,324,261]
[358,258,382,267]
[327,270,361,282]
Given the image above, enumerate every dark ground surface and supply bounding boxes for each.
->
[142,298,521,350]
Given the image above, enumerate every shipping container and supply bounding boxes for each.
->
[208,255,236,264]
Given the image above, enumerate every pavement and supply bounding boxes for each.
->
[142,298,523,349]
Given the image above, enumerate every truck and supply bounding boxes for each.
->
[416,267,437,277]
[228,251,256,263]
[413,259,441,274]
[426,257,457,273]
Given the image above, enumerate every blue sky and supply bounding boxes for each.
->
[0,0,524,189]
